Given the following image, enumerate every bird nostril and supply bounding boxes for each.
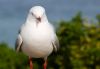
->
[36,17,41,22]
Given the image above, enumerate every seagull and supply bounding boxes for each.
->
[15,6,59,69]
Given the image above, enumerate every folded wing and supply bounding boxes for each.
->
[52,35,59,52]
[15,34,23,52]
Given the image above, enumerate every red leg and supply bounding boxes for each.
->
[43,60,47,69]
[29,57,33,69]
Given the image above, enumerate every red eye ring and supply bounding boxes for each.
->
[31,12,34,16]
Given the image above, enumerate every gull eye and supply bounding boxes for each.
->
[31,12,34,16]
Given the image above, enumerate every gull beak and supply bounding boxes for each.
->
[36,17,41,22]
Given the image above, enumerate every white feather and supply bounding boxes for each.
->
[17,6,59,58]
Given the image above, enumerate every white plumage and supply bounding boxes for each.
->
[15,6,59,69]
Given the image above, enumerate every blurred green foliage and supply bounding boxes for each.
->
[0,13,100,69]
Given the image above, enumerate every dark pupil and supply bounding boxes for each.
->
[31,12,34,16]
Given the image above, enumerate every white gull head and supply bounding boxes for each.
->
[27,6,48,23]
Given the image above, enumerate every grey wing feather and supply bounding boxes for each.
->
[15,34,23,52]
[52,35,59,52]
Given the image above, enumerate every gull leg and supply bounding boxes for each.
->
[29,57,33,69]
[43,59,47,69]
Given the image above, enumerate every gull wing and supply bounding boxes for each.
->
[52,35,59,52]
[15,34,23,52]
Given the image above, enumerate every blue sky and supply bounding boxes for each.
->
[0,0,100,47]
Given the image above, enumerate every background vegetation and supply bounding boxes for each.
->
[0,13,100,69]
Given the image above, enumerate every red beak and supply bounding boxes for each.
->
[36,17,41,22]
